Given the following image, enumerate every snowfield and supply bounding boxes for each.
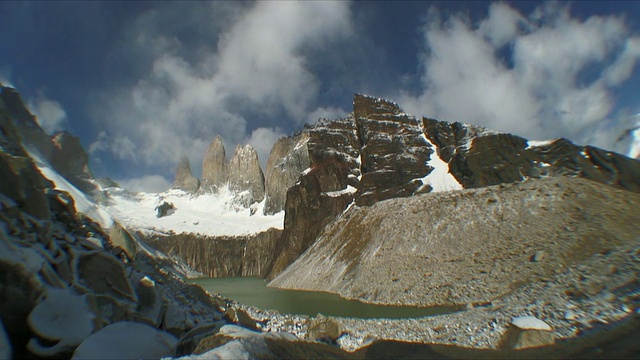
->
[103,187,284,237]
[28,148,284,238]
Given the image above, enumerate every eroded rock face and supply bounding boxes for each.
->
[263,133,310,215]
[50,132,96,193]
[201,136,228,192]
[172,157,200,193]
[228,145,265,206]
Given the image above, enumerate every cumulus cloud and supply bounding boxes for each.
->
[92,1,352,177]
[400,2,640,156]
[117,175,171,193]
[29,93,68,134]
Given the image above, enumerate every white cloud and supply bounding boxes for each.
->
[117,174,170,193]
[400,3,640,153]
[29,93,68,134]
[92,1,352,176]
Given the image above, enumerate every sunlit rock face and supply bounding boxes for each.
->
[201,136,228,192]
[172,157,200,194]
[263,133,311,215]
[228,144,265,207]
[264,93,640,279]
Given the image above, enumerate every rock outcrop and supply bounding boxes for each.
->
[227,145,265,207]
[263,133,310,215]
[140,228,283,278]
[265,93,640,279]
[201,136,228,192]
[50,131,95,193]
[172,157,200,193]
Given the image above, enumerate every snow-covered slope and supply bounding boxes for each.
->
[29,147,283,238]
[102,187,284,237]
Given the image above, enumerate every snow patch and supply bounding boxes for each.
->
[526,140,555,149]
[323,185,357,198]
[418,135,463,192]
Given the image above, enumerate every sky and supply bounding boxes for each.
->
[1,1,639,192]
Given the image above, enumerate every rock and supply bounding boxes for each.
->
[76,252,137,303]
[50,132,96,194]
[306,315,344,344]
[531,250,546,262]
[227,144,265,206]
[201,136,228,192]
[72,321,177,360]
[224,307,260,331]
[264,133,310,215]
[27,288,95,357]
[108,221,138,259]
[174,321,225,357]
[172,157,200,193]
[155,201,175,218]
[564,310,578,320]
[500,316,555,350]
[0,321,10,360]
[0,152,52,220]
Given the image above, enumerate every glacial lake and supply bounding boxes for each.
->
[190,277,456,319]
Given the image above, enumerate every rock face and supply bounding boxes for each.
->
[172,157,200,193]
[263,133,310,215]
[201,136,228,192]
[140,228,283,278]
[227,145,265,207]
[0,84,96,194]
[264,93,640,279]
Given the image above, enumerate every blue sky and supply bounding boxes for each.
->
[1,1,639,192]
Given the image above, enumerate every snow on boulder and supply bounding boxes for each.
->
[27,288,95,357]
[72,322,177,359]
[511,316,552,331]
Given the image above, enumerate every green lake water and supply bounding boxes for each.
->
[190,277,456,319]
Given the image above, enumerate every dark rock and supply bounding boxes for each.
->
[227,144,265,206]
[50,131,95,194]
[172,157,200,193]
[0,152,52,220]
[76,252,137,303]
[201,136,227,192]
[174,321,225,357]
[155,201,175,218]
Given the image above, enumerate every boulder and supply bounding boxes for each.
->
[172,157,200,193]
[201,136,228,192]
[500,316,555,349]
[174,321,225,357]
[227,144,265,206]
[306,315,344,344]
[223,307,260,331]
[155,201,175,218]
[76,252,137,303]
[108,222,138,259]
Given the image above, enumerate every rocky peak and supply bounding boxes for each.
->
[172,157,200,193]
[50,131,95,193]
[263,133,310,215]
[201,136,228,192]
[228,144,265,207]
[353,93,405,120]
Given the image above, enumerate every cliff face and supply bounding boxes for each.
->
[228,145,266,206]
[265,93,640,279]
[140,228,282,278]
[201,136,228,192]
[172,157,200,193]
[263,133,310,215]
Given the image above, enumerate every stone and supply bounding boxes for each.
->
[201,136,228,192]
[227,144,265,206]
[50,132,95,194]
[500,316,555,350]
[531,250,546,262]
[223,307,260,331]
[172,157,200,193]
[306,315,344,344]
[155,201,175,218]
[76,252,137,303]
[174,321,225,357]
[108,221,138,259]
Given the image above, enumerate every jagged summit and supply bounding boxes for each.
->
[201,135,228,192]
[172,157,200,193]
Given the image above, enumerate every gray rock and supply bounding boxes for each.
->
[172,157,200,193]
[227,144,265,206]
[201,136,228,192]
[531,250,546,262]
[263,133,310,215]
[155,201,175,218]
